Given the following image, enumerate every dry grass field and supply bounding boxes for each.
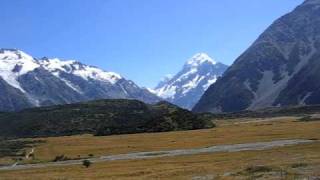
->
[0,116,319,179]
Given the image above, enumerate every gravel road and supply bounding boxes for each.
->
[0,139,314,171]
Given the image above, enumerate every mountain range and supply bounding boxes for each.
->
[194,0,320,113]
[153,53,228,109]
[0,49,160,111]
[2,0,319,114]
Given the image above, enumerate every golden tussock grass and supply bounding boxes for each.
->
[0,117,319,179]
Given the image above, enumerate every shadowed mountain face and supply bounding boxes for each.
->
[0,77,32,111]
[0,49,160,111]
[0,99,214,138]
[154,53,228,110]
[194,0,320,113]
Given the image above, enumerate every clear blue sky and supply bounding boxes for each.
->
[0,0,304,87]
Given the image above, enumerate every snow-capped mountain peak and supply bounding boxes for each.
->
[0,49,40,92]
[153,53,228,109]
[186,53,217,67]
[40,58,122,84]
[0,49,34,61]
[0,49,160,111]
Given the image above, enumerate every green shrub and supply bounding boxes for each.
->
[82,160,91,168]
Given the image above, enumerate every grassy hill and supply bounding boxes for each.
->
[0,99,214,138]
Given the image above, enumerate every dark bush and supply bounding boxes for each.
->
[53,155,70,162]
[245,165,273,174]
[0,99,215,138]
[82,160,91,168]
[291,163,308,168]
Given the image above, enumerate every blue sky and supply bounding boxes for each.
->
[0,0,303,87]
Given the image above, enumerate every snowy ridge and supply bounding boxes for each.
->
[155,53,222,99]
[0,49,40,92]
[202,76,218,90]
[153,53,228,109]
[156,85,177,99]
[0,49,122,92]
[186,53,217,67]
[0,49,160,111]
[40,58,122,84]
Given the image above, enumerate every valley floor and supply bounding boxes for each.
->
[0,117,319,179]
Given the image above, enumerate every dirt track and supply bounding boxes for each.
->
[0,139,314,171]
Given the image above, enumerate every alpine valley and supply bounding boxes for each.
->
[1,1,320,179]
[0,49,160,112]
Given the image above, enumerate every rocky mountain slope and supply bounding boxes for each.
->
[0,99,214,138]
[193,0,320,113]
[154,53,228,109]
[0,49,160,111]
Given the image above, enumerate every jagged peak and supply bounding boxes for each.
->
[0,49,34,61]
[39,57,122,84]
[39,57,77,68]
[185,53,217,67]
